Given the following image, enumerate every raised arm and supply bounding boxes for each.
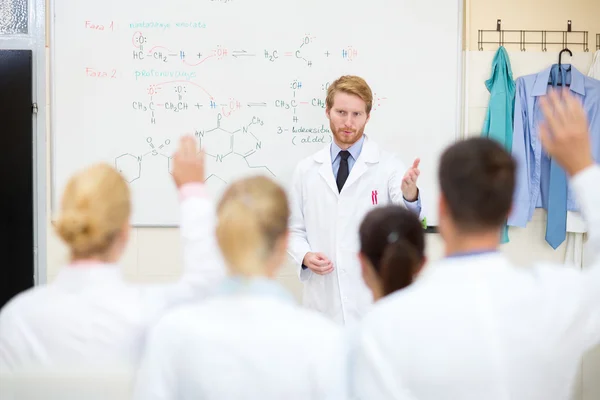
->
[539,89,600,260]
[538,89,600,348]
[144,136,225,312]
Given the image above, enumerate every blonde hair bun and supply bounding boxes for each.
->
[55,210,105,255]
[54,163,131,259]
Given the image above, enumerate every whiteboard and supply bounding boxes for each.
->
[51,0,462,226]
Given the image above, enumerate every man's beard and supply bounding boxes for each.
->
[330,122,364,146]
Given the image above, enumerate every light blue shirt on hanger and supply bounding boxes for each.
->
[508,65,600,228]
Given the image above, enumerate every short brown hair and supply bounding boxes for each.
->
[326,75,373,114]
[439,138,515,232]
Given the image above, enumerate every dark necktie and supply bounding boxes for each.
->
[336,151,350,193]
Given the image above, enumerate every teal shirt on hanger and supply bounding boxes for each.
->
[482,46,516,244]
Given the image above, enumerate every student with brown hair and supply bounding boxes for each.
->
[287,74,424,326]
[134,175,346,400]
[0,136,224,370]
[358,205,426,301]
[351,90,600,399]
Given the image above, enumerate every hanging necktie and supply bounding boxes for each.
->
[336,150,350,192]
[545,66,568,249]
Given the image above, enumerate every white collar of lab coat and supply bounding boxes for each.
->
[216,276,295,304]
[415,250,508,283]
[313,133,380,164]
[52,262,124,292]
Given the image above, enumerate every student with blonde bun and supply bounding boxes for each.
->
[0,136,224,370]
[133,175,346,400]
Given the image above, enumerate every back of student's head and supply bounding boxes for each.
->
[54,163,131,261]
[359,206,425,297]
[216,175,289,276]
[438,137,515,233]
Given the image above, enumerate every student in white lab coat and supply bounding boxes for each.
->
[133,174,346,400]
[358,205,426,300]
[287,75,424,325]
[0,136,224,370]
[350,90,600,400]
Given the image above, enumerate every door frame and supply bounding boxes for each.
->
[0,0,48,285]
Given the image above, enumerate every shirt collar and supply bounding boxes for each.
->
[531,64,586,97]
[53,263,123,290]
[330,134,365,163]
[445,249,499,259]
[217,276,295,304]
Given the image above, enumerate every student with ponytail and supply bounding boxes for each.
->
[358,206,426,300]
[134,175,346,400]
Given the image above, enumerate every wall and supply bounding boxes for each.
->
[43,0,599,397]
[467,0,600,52]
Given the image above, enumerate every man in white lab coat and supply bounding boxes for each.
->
[287,75,423,325]
[350,90,600,399]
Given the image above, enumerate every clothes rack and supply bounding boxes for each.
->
[478,20,589,52]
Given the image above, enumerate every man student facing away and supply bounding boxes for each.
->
[350,89,600,399]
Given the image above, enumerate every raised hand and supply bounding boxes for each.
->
[539,89,593,176]
[171,135,205,188]
[401,158,421,202]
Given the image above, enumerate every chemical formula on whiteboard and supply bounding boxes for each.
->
[115,114,273,185]
[131,31,358,67]
[79,17,387,190]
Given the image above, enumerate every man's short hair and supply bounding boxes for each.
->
[326,75,373,114]
[438,137,516,232]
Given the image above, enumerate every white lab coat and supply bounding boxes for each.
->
[350,165,600,400]
[133,277,346,400]
[0,185,225,370]
[287,135,421,325]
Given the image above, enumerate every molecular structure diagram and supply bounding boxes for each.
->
[115,137,172,183]
[115,113,274,185]
[197,113,274,184]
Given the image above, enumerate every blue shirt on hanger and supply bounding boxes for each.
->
[508,65,600,228]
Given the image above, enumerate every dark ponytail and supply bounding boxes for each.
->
[359,205,425,297]
[380,239,420,296]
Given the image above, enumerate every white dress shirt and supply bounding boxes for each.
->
[133,276,347,400]
[0,184,225,370]
[350,165,600,400]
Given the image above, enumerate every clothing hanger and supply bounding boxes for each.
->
[550,48,572,87]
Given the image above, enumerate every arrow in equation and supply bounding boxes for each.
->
[247,102,267,107]
[232,50,256,58]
